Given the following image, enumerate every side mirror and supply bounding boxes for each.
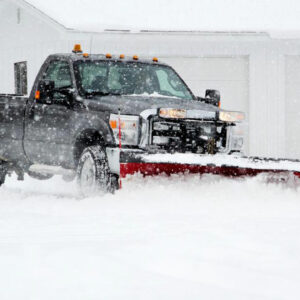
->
[204,89,220,107]
[205,89,220,101]
[36,80,55,104]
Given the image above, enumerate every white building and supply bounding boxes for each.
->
[1,0,300,159]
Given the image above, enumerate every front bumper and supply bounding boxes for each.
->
[106,148,300,179]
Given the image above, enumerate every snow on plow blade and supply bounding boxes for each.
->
[120,152,300,179]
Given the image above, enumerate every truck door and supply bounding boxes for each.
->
[24,59,74,166]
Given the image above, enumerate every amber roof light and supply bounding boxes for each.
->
[72,44,82,53]
[83,53,89,58]
[120,54,125,59]
[106,53,112,59]
[133,55,139,60]
[153,57,158,62]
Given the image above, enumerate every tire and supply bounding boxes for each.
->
[76,145,116,196]
[0,174,5,186]
[0,163,7,187]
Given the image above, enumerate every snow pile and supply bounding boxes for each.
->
[131,92,181,99]
[0,174,300,299]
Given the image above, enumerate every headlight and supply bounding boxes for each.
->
[109,114,139,145]
[219,111,245,122]
[159,108,186,119]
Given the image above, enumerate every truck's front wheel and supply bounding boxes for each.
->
[76,145,115,196]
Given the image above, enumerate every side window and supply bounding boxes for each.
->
[42,60,72,103]
[44,61,72,89]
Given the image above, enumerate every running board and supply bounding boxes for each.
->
[29,164,76,176]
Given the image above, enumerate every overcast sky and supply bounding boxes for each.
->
[26,0,300,34]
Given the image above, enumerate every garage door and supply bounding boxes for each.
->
[161,56,249,152]
[285,56,300,159]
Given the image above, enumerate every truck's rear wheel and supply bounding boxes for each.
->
[0,163,7,186]
[76,145,116,196]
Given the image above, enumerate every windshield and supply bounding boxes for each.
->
[74,61,194,100]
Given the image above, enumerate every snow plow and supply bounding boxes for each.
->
[118,150,300,182]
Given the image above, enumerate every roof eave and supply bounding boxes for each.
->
[12,0,67,33]
[65,28,270,37]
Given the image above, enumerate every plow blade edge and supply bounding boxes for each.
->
[119,152,300,179]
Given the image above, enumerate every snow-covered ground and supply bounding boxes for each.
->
[0,174,300,299]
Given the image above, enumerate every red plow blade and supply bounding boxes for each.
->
[120,152,300,180]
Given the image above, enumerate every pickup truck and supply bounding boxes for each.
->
[0,45,244,194]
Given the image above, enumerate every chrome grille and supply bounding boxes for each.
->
[150,118,227,154]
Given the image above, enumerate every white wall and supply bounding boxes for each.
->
[160,56,249,112]
[0,0,66,93]
[285,56,300,159]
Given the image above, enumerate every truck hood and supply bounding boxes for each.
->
[84,95,219,115]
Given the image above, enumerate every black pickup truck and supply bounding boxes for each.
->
[0,45,244,194]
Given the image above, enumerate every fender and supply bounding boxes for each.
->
[71,110,113,146]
